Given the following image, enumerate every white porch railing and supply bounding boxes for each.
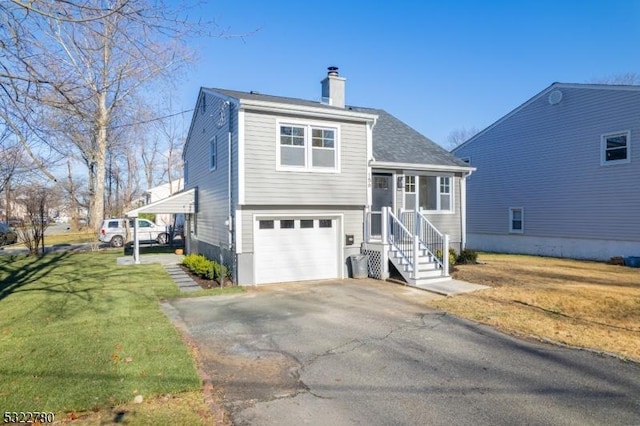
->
[365,207,450,279]
[400,210,449,275]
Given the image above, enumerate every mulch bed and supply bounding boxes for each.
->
[179,265,232,289]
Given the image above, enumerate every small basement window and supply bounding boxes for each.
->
[509,208,524,233]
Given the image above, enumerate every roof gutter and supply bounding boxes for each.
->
[370,161,476,173]
[239,99,378,123]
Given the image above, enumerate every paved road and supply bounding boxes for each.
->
[163,280,640,426]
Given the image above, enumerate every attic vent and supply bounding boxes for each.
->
[548,89,563,105]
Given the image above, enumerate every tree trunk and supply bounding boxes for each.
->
[89,96,108,231]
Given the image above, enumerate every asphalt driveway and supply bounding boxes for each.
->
[163,279,640,426]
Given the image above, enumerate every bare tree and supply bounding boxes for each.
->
[15,185,51,255]
[0,0,222,230]
[446,126,479,150]
[0,130,22,197]
[153,100,186,194]
[589,72,640,85]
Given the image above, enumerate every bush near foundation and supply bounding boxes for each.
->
[181,254,223,280]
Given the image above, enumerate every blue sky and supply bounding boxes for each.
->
[172,0,640,147]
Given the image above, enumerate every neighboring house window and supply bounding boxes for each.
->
[209,136,217,171]
[278,123,338,171]
[404,175,453,212]
[184,161,189,184]
[509,208,524,233]
[602,131,630,165]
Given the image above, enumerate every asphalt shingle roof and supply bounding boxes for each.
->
[208,88,469,168]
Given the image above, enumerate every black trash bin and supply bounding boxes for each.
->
[350,254,369,279]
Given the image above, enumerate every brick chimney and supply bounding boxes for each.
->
[321,66,345,108]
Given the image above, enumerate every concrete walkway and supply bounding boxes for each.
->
[414,278,489,296]
[116,253,200,292]
[164,264,200,292]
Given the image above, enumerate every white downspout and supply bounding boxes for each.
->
[365,117,377,242]
[460,170,473,250]
[228,130,232,246]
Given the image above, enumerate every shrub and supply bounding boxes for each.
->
[217,263,228,280]
[436,248,457,267]
[456,249,478,265]
[181,254,229,281]
[182,254,215,280]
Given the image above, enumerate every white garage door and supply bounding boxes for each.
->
[254,217,339,284]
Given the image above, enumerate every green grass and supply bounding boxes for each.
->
[43,231,96,246]
[0,251,201,416]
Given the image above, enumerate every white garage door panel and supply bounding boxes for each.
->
[254,218,338,284]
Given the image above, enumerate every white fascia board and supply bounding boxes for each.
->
[125,188,197,217]
[371,161,476,174]
[203,88,241,107]
[239,99,378,123]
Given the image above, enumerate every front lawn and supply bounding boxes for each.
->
[0,251,211,422]
[431,253,640,361]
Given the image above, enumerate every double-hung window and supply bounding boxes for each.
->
[601,131,630,165]
[278,123,338,171]
[509,207,524,233]
[404,175,453,213]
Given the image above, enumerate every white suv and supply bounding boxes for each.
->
[98,218,170,248]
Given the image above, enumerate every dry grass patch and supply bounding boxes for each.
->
[431,253,640,361]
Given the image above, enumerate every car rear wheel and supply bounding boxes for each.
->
[157,233,169,245]
[110,235,124,248]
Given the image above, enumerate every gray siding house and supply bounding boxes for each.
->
[453,83,640,260]
[183,67,473,285]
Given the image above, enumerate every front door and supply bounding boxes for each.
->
[371,173,393,236]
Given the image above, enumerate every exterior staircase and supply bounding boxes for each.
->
[388,243,451,286]
[382,206,451,286]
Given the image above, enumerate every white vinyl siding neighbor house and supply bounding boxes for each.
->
[182,68,473,285]
[453,83,640,260]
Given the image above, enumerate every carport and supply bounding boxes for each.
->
[125,188,196,264]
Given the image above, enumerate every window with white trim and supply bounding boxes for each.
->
[404,175,453,212]
[602,131,630,165]
[209,136,217,171]
[278,123,338,171]
[509,208,524,233]
[404,175,416,209]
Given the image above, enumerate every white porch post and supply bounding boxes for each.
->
[443,233,450,277]
[364,206,370,243]
[412,188,420,279]
[381,206,389,245]
[133,218,140,264]
[380,206,390,280]
[185,215,191,254]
